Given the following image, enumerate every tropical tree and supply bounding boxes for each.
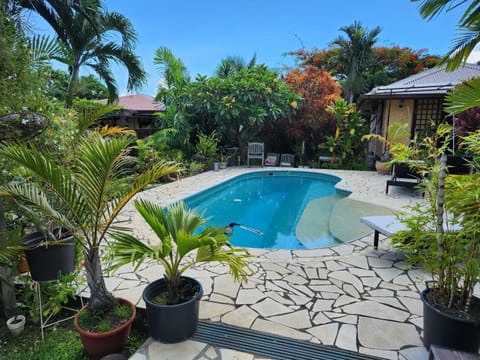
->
[281,66,341,159]
[329,21,381,103]
[288,45,441,96]
[154,46,190,103]
[20,0,146,105]
[322,99,369,168]
[215,54,256,78]
[183,65,301,159]
[0,106,179,311]
[153,46,192,152]
[0,2,51,114]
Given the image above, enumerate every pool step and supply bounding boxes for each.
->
[192,320,383,360]
[295,195,339,247]
[330,198,393,242]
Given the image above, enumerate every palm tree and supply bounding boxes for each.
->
[413,1,480,114]
[153,47,192,150]
[111,200,251,305]
[214,54,257,78]
[153,46,190,103]
[20,0,146,105]
[413,0,480,70]
[0,106,179,311]
[330,21,381,103]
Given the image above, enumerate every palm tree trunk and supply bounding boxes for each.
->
[83,247,115,311]
[66,63,80,108]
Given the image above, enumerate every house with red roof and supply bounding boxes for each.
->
[99,94,164,138]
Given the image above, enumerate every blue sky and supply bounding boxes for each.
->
[31,0,471,97]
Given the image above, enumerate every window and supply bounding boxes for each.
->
[412,98,444,138]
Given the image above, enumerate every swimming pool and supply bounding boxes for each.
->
[183,170,351,249]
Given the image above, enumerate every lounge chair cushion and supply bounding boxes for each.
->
[265,154,278,166]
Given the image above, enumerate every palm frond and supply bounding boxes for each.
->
[413,0,468,21]
[75,102,119,136]
[101,11,137,49]
[29,34,65,65]
[0,228,23,265]
[444,77,480,114]
[94,125,136,137]
[444,25,480,71]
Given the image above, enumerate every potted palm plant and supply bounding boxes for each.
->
[0,105,179,358]
[362,122,410,175]
[391,125,480,352]
[110,199,252,343]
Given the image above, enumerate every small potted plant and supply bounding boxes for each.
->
[110,199,252,343]
[218,154,231,169]
[0,104,180,358]
[391,125,480,352]
[6,314,26,337]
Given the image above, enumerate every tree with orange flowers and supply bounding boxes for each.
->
[279,66,341,163]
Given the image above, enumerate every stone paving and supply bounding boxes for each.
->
[88,168,433,360]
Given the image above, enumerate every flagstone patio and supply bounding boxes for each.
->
[88,168,433,360]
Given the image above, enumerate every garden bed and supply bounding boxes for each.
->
[0,301,148,360]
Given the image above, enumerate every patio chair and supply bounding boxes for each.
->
[264,153,279,166]
[386,162,422,194]
[280,153,295,167]
[247,142,264,167]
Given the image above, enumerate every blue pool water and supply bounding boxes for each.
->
[183,171,350,249]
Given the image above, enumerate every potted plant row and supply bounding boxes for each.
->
[0,104,179,358]
[110,199,252,343]
[391,125,480,352]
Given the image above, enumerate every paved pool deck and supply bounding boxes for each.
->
[90,168,433,360]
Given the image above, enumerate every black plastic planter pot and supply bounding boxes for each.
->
[22,231,76,282]
[421,288,480,352]
[143,276,203,343]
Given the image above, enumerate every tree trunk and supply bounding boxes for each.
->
[0,197,15,317]
[436,153,447,294]
[66,63,80,108]
[83,247,115,311]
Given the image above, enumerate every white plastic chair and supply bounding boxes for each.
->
[280,153,295,167]
[247,142,264,167]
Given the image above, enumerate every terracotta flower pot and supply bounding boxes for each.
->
[17,252,29,274]
[73,298,136,359]
[375,160,391,175]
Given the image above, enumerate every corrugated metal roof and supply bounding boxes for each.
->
[98,94,165,111]
[362,63,480,98]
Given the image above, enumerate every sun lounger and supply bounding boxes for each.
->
[360,215,407,249]
[361,215,462,249]
[386,162,422,194]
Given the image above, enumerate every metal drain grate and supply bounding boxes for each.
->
[192,321,383,360]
